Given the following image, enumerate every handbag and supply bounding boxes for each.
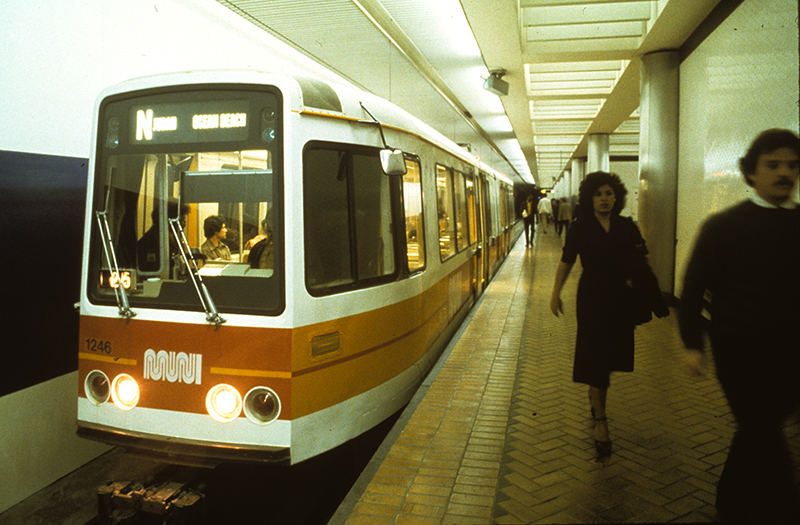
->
[630,244,670,325]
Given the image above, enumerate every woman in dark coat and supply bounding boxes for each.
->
[550,172,646,461]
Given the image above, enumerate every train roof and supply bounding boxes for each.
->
[99,69,511,185]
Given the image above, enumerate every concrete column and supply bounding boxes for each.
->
[570,158,584,207]
[571,159,584,192]
[562,169,571,197]
[639,50,679,295]
[587,134,609,173]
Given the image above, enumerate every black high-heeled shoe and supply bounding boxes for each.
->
[594,417,612,462]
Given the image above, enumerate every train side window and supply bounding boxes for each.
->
[402,158,425,272]
[453,170,468,252]
[304,143,398,295]
[304,148,354,290]
[352,153,396,280]
[436,164,456,260]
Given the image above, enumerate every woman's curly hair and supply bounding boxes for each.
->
[577,171,627,218]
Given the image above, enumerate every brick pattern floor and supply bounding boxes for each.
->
[340,229,800,524]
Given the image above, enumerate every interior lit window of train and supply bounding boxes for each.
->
[402,158,426,272]
[500,186,510,228]
[304,144,398,295]
[89,89,284,315]
[452,170,469,252]
[465,173,478,245]
[92,150,282,314]
[436,165,456,260]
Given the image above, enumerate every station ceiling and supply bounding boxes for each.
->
[216,0,721,187]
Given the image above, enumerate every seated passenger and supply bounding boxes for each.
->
[243,213,260,240]
[223,223,240,253]
[201,215,232,261]
[248,237,273,270]
[245,212,273,269]
[189,248,207,271]
[244,213,273,252]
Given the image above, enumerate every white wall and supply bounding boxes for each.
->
[0,0,347,158]
[0,374,112,513]
[675,0,799,293]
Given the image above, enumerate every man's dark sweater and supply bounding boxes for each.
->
[679,200,799,359]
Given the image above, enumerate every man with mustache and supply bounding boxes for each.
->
[679,128,800,522]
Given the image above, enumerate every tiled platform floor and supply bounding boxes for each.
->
[335,229,800,524]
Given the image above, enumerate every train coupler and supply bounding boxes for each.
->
[97,479,206,524]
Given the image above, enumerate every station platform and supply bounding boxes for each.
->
[331,227,780,524]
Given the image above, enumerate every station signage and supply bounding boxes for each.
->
[130,99,249,144]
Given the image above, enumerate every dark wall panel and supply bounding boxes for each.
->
[0,150,88,397]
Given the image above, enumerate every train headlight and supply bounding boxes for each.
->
[244,387,281,425]
[111,374,140,410]
[206,384,242,423]
[85,370,110,405]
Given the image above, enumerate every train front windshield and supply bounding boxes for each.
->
[88,87,284,316]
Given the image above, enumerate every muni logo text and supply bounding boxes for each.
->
[143,349,202,385]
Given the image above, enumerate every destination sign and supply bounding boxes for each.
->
[130,99,250,144]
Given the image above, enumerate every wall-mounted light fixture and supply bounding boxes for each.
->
[483,69,509,96]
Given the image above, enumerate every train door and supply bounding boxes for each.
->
[477,172,491,288]
[466,171,482,295]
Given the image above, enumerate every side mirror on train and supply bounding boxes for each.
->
[380,148,407,176]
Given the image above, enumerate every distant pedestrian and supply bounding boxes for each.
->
[520,195,536,247]
[679,129,800,522]
[556,197,571,235]
[537,195,552,233]
[551,198,560,232]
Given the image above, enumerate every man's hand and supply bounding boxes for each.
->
[550,295,563,317]
[682,349,706,378]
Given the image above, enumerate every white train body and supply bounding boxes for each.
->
[77,69,518,465]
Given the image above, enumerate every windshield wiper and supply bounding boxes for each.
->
[95,210,136,319]
[169,217,226,326]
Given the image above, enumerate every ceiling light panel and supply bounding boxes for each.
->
[524,48,637,179]
[528,60,626,74]
[610,117,640,155]
[522,1,653,26]
[522,0,654,50]
[614,117,641,134]
[527,60,627,99]
[535,133,584,143]
[532,98,604,111]
[529,81,615,98]
[533,122,592,135]
[527,21,646,42]
[530,70,620,83]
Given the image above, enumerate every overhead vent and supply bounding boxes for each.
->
[296,77,342,113]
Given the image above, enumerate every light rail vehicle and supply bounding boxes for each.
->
[77,67,520,465]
